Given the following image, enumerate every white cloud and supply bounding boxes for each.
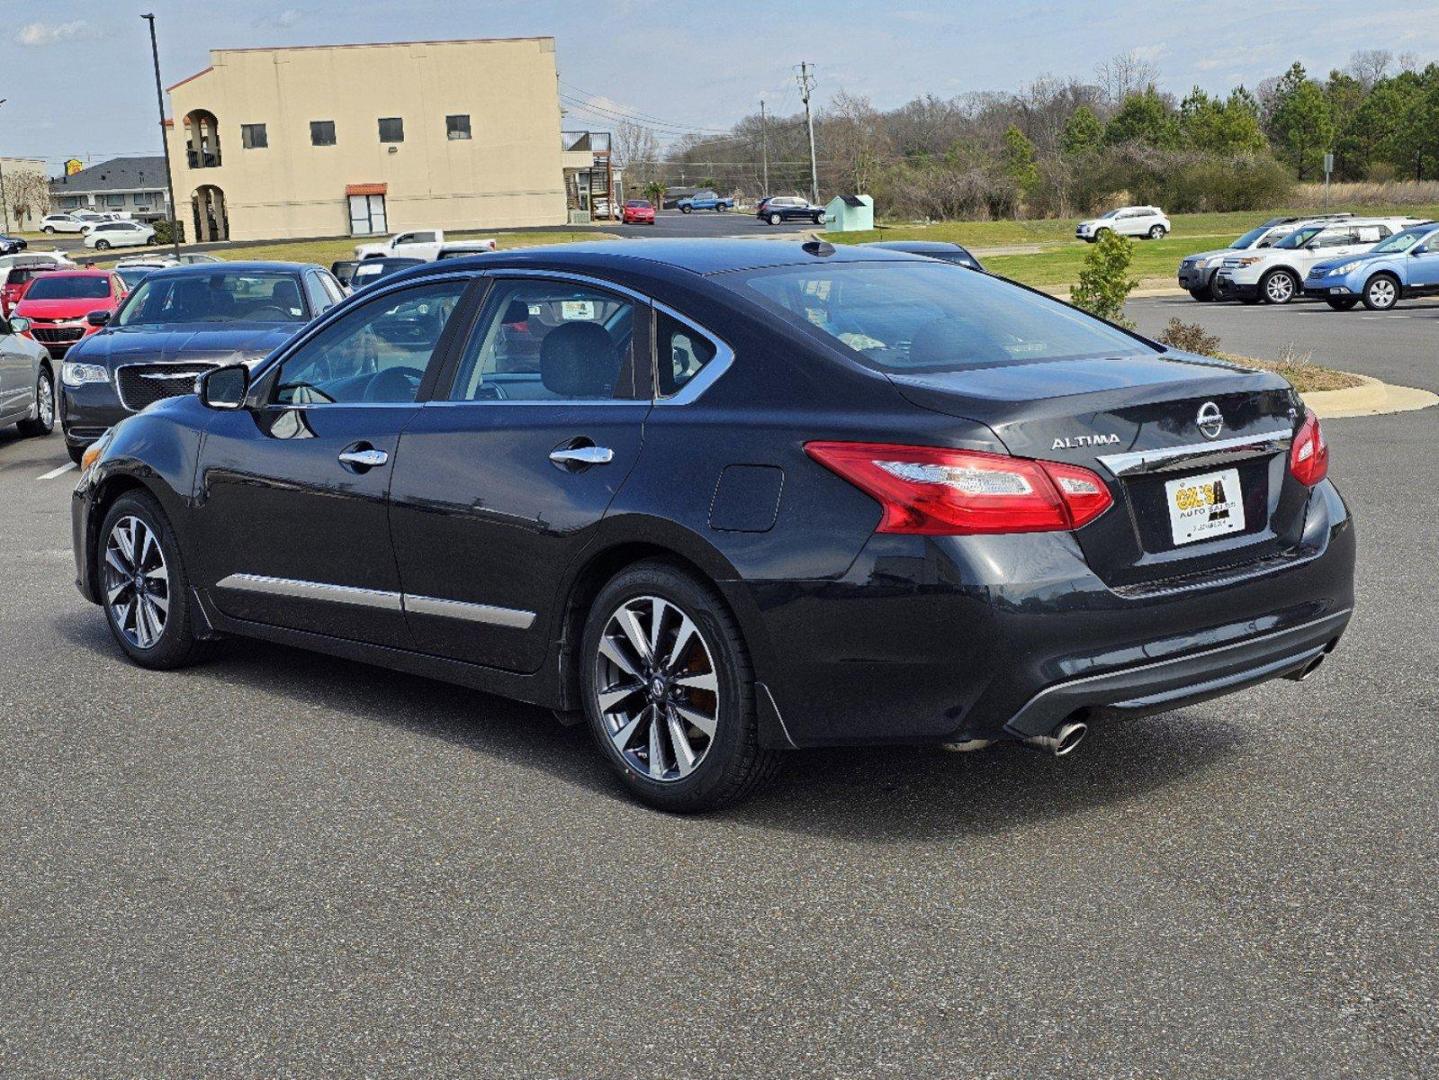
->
[255,7,305,28]
[14,20,94,47]
[1131,43,1170,63]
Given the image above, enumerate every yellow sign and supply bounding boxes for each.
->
[64,159,83,175]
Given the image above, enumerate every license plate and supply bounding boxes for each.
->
[1165,468,1245,546]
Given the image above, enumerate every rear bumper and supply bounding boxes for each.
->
[735,479,1355,748]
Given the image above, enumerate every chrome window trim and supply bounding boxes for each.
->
[214,573,536,629]
[1097,428,1294,478]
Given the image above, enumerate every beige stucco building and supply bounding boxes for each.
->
[164,37,585,242]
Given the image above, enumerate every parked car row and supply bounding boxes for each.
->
[40,211,136,234]
[1176,213,1435,309]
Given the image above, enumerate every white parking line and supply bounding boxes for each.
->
[38,462,77,481]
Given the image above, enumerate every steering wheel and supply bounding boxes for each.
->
[364,366,425,402]
[247,304,290,321]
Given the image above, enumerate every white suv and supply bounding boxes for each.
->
[1075,206,1170,242]
[39,213,90,234]
[82,220,156,250]
[1213,217,1427,304]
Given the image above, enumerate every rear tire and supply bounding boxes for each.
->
[95,239,111,250]
[681,205,692,214]
[812,213,824,224]
[1326,297,1359,311]
[42,226,55,234]
[1362,274,1399,311]
[96,491,209,670]
[1148,224,1167,239]
[581,561,781,812]
[1260,268,1298,305]
[16,366,54,437]
[1188,286,1215,302]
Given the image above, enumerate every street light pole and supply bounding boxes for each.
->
[0,100,11,234]
[140,14,181,258]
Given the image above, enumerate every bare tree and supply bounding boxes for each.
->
[1095,51,1159,106]
[1346,49,1392,89]
[3,169,51,229]
[1397,51,1419,73]
[821,92,892,194]
[613,120,661,190]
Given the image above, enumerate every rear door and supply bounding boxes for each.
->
[196,276,475,647]
[388,272,653,672]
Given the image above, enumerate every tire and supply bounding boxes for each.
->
[717,203,728,212]
[96,491,209,670]
[1188,286,1215,302]
[95,239,111,250]
[1362,273,1399,311]
[16,366,55,437]
[580,560,781,812]
[1260,268,1298,305]
[769,213,782,226]
[812,213,824,225]
[680,205,692,214]
[1148,224,1166,239]
[42,226,55,234]
[1326,297,1359,311]
[67,442,86,466]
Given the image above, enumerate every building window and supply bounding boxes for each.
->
[60,196,83,209]
[310,120,336,147]
[105,194,126,207]
[378,117,404,144]
[241,123,268,149]
[446,114,471,140]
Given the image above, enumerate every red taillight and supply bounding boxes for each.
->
[804,441,1114,535]
[1289,410,1329,486]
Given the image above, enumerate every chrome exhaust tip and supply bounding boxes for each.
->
[1286,655,1326,682]
[1021,720,1088,757]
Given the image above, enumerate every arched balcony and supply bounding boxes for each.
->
[183,109,222,169]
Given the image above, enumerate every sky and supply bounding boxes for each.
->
[3,0,1439,173]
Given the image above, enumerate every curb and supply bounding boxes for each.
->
[1303,373,1438,419]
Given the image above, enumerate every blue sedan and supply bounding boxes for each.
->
[1303,221,1439,310]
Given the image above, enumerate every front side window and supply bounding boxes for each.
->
[729,261,1153,373]
[274,280,467,405]
[117,272,308,326]
[656,311,718,397]
[1275,227,1322,250]
[310,120,336,146]
[446,114,471,140]
[241,123,268,149]
[448,279,643,402]
[379,117,404,143]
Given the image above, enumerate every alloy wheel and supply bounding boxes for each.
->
[593,595,719,783]
[1264,272,1295,303]
[102,515,170,650]
[36,375,54,429]
[1367,278,1396,309]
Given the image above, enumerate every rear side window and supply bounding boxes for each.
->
[728,262,1152,373]
[448,278,645,402]
[656,311,718,397]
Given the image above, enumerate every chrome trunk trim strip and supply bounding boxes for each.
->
[1097,428,1293,478]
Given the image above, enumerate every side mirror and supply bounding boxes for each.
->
[1411,247,1427,257]
[86,309,111,328]
[1304,242,1319,251]
[8,315,31,334]
[196,364,249,410]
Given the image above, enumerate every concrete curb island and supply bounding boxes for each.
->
[1304,373,1439,419]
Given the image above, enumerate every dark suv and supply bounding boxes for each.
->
[757,197,825,225]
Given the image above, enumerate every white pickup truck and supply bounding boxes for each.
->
[354,230,497,261]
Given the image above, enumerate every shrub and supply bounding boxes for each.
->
[1070,229,1137,326]
[152,218,185,245]
[1157,318,1221,356]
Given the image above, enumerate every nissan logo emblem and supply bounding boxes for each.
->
[1196,401,1224,440]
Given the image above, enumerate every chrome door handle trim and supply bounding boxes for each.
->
[338,448,389,468]
[549,445,613,466]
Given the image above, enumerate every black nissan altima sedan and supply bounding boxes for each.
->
[71,240,1355,811]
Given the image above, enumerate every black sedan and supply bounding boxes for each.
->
[350,256,425,290]
[59,261,345,463]
[70,240,1354,811]
[0,234,28,255]
[863,239,984,271]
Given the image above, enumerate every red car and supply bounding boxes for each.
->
[622,199,656,225]
[11,269,127,359]
[1,261,63,318]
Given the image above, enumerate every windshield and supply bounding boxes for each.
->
[1232,226,1274,249]
[626,200,650,208]
[23,275,111,300]
[1369,226,1434,255]
[1275,227,1322,250]
[114,267,157,290]
[116,271,307,326]
[729,261,1153,373]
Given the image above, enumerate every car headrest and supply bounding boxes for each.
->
[270,278,302,311]
[502,300,531,324]
[539,321,619,398]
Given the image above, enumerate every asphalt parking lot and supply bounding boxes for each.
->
[1,299,1435,1077]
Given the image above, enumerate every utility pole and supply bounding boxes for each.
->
[797,62,819,204]
[0,100,10,233]
[141,14,182,258]
[759,99,769,194]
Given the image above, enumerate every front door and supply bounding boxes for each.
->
[389,274,653,672]
[348,193,387,236]
[0,323,31,419]
[195,277,473,646]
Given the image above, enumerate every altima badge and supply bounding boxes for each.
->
[1196,401,1224,440]
[1051,433,1120,450]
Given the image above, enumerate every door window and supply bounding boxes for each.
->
[448,278,646,402]
[348,194,387,236]
[273,280,467,406]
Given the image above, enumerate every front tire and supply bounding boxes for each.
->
[42,225,55,234]
[16,367,54,437]
[94,239,111,250]
[1260,268,1298,305]
[768,212,782,226]
[1148,224,1167,239]
[581,561,780,812]
[1326,297,1359,311]
[1188,286,1215,302]
[680,205,692,214]
[1362,274,1399,311]
[97,491,208,670]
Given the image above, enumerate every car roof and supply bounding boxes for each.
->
[409,239,923,278]
[43,268,115,278]
[140,261,313,279]
[864,240,970,253]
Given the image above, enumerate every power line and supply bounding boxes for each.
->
[558,82,732,134]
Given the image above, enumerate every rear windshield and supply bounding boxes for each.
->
[23,275,111,300]
[117,271,308,325]
[727,261,1153,372]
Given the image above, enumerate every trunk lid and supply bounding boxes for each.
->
[889,352,1307,588]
